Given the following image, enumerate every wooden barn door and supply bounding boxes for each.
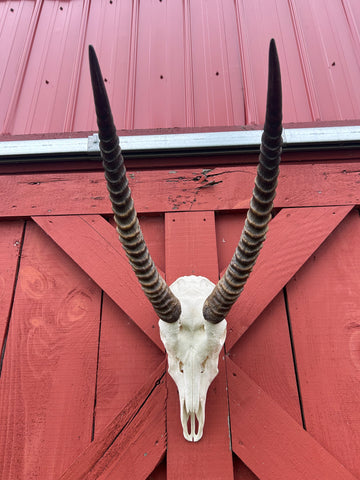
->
[0,163,359,479]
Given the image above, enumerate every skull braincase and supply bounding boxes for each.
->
[159,276,227,442]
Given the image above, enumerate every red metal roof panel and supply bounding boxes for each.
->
[1,0,360,136]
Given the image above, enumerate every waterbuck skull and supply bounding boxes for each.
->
[159,276,226,441]
[88,39,282,442]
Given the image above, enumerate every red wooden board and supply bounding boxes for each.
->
[0,162,358,217]
[286,209,360,478]
[226,205,352,350]
[230,292,302,424]
[233,455,259,480]
[33,215,163,350]
[60,361,167,480]
[228,359,357,480]
[94,294,164,435]
[165,211,219,284]
[0,220,24,349]
[0,221,101,479]
[165,211,234,479]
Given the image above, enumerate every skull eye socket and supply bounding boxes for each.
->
[179,361,184,373]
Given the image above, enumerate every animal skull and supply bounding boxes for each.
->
[88,39,282,441]
[159,276,226,441]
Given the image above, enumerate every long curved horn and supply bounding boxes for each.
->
[89,45,181,323]
[203,39,283,324]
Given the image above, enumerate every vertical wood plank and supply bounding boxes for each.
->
[94,214,165,433]
[33,215,163,350]
[165,211,233,479]
[94,295,164,435]
[230,293,303,425]
[0,221,102,479]
[225,205,353,350]
[165,211,219,284]
[287,209,360,478]
[233,455,259,480]
[94,374,165,480]
[60,361,167,480]
[228,359,357,480]
[217,212,302,478]
[93,214,166,478]
[0,220,24,350]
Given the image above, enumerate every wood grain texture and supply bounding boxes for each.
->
[286,209,360,478]
[33,215,163,351]
[165,211,234,479]
[226,205,353,351]
[0,162,358,217]
[147,456,166,480]
[228,359,357,480]
[165,211,219,284]
[0,221,102,479]
[230,293,302,424]
[94,294,164,435]
[0,220,24,349]
[60,361,167,480]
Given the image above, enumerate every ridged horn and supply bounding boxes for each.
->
[89,45,181,323]
[203,39,283,324]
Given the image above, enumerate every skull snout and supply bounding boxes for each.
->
[181,398,205,442]
[180,355,206,442]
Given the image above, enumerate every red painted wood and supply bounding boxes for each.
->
[166,357,233,478]
[0,220,23,347]
[0,221,101,479]
[228,359,357,480]
[165,211,218,284]
[286,209,360,478]
[60,361,167,480]
[147,456,166,480]
[165,211,234,479]
[0,162,358,217]
[109,213,165,273]
[215,211,246,273]
[230,293,302,424]
[139,214,166,273]
[33,215,163,351]
[233,455,259,480]
[94,294,164,435]
[226,205,352,351]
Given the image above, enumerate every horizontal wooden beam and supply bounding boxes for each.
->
[228,359,357,480]
[59,361,167,480]
[0,162,358,218]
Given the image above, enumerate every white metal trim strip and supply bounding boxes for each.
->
[1,126,360,158]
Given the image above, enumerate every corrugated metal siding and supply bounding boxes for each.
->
[1,0,360,136]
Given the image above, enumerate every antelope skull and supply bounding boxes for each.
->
[89,39,282,442]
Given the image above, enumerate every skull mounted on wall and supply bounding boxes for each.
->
[88,39,282,442]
